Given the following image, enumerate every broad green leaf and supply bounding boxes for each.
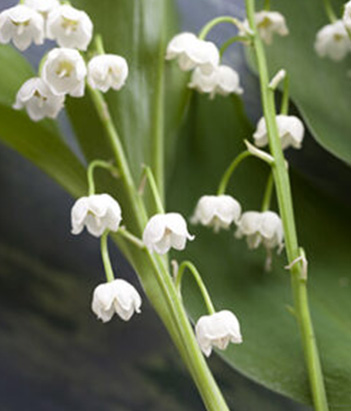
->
[168,94,351,408]
[0,45,87,197]
[255,0,351,165]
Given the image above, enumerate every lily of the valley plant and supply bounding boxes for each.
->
[2,0,348,409]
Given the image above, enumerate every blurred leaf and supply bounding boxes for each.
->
[254,0,351,165]
[168,94,351,409]
[0,45,87,197]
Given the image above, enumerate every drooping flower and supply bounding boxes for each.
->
[87,54,129,92]
[13,77,65,121]
[46,4,93,50]
[92,279,142,322]
[240,11,288,45]
[165,32,220,75]
[315,20,351,61]
[235,211,284,251]
[195,310,242,357]
[41,48,87,97]
[23,0,60,17]
[71,194,122,237]
[0,5,44,51]
[191,195,241,232]
[188,65,243,98]
[143,213,195,255]
[253,114,305,150]
[343,1,351,31]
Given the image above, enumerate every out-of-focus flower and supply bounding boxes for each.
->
[92,279,142,322]
[191,195,241,232]
[87,54,129,92]
[47,4,93,50]
[166,32,220,75]
[42,48,87,97]
[240,11,288,45]
[315,20,351,61]
[189,65,243,98]
[195,310,242,357]
[143,213,194,255]
[0,5,44,51]
[235,211,284,251]
[13,77,64,121]
[23,0,60,17]
[343,1,351,31]
[253,114,305,150]
[71,194,122,237]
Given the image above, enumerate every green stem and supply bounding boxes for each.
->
[87,85,148,231]
[280,74,290,115]
[95,34,105,55]
[118,227,145,249]
[220,36,251,56]
[245,1,329,410]
[101,231,115,282]
[199,16,237,40]
[217,150,252,195]
[261,172,274,212]
[87,159,118,196]
[176,261,216,315]
[141,166,165,214]
[264,0,270,10]
[322,0,338,23]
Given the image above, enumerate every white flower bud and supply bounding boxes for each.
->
[46,4,93,51]
[42,48,87,97]
[92,279,142,322]
[71,194,122,237]
[315,20,351,61]
[143,213,195,255]
[240,11,288,45]
[253,114,305,150]
[235,211,284,251]
[0,5,44,51]
[13,77,64,122]
[343,1,351,31]
[166,32,220,75]
[87,54,129,92]
[23,0,60,16]
[189,65,243,98]
[195,310,242,357]
[191,195,241,232]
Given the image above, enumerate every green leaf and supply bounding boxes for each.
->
[0,45,87,197]
[255,0,351,165]
[168,94,351,408]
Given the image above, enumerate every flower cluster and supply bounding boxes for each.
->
[0,2,129,122]
[315,1,351,61]
[166,32,243,98]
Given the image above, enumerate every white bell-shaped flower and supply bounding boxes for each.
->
[87,54,129,92]
[92,279,142,322]
[343,1,351,31]
[189,65,243,98]
[195,310,242,357]
[235,211,284,251]
[240,11,288,45]
[71,194,122,237]
[46,4,93,50]
[0,5,44,51]
[253,114,305,150]
[315,21,351,61]
[143,213,195,255]
[166,32,220,75]
[42,48,87,97]
[191,195,241,232]
[13,77,65,122]
[23,0,60,17]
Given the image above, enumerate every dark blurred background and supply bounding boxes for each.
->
[0,0,316,410]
